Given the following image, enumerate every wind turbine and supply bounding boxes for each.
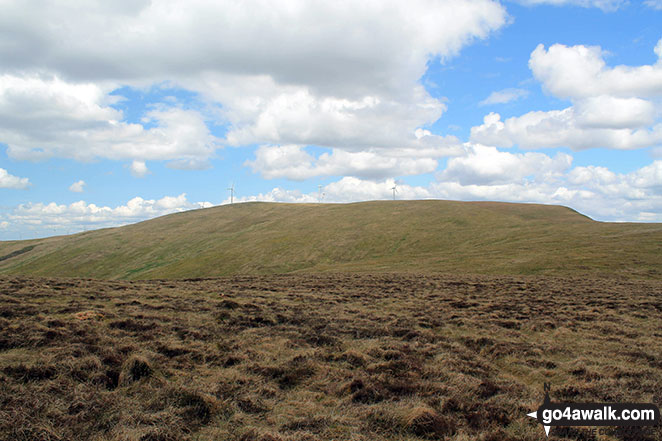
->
[391,184,397,200]
[318,185,325,203]
[227,183,235,204]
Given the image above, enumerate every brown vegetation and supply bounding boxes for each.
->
[0,273,660,440]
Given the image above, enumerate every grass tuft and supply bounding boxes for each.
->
[119,354,153,384]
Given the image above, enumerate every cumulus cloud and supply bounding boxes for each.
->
[0,0,508,169]
[323,177,432,201]
[69,180,85,193]
[513,0,625,11]
[479,88,529,106]
[245,141,463,180]
[644,0,662,10]
[0,168,30,189]
[0,1,507,87]
[471,110,662,150]
[528,43,662,99]
[439,144,572,185]
[5,193,213,234]
[574,96,656,129]
[166,158,212,171]
[218,83,451,151]
[0,75,221,163]
[130,160,149,178]
[471,41,662,150]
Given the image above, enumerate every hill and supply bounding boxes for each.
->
[0,200,660,279]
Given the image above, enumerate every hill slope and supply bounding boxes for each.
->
[0,200,660,279]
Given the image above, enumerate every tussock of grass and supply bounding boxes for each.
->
[119,355,153,384]
[402,404,457,438]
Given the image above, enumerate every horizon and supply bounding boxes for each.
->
[1,1,662,240]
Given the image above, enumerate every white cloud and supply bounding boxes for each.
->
[245,145,317,181]
[513,0,625,11]
[567,165,616,185]
[0,168,30,189]
[0,221,8,229]
[574,96,655,129]
[0,1,507,88]
[529,43,662,99]
[0,0,508,169]
[324,177,432,201]
[471,110,662,150]
[69,180,86,193]
[479,88,529,106]
[210,80,461,153]
[644,0,662,10]
[471,41,662,150]
[166,158,212,171]
[0,75,220,163]
[630,160,662,189]
[6,193,212,233]
[130,160,149,178]
[245,142,463,180]
[439,144,572,185]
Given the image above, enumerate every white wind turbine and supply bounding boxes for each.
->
[227,182,235,204]
[318,184,325,203]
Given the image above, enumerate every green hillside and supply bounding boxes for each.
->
[0,200,660,279]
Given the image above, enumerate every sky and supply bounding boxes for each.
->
[1,0,662,240]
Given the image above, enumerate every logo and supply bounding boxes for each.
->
[527,383,661,437]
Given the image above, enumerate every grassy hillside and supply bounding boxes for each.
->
[0,200,660,280]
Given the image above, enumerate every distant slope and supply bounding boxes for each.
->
[0,200,660,280]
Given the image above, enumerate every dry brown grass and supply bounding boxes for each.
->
[0,273,660,440]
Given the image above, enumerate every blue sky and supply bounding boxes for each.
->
[1,0,661,240]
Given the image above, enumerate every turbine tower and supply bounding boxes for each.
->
[391,184,397,200]
[228,183,235,204]
[318,185,325,203]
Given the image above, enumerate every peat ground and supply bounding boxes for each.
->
[0,273,660,440]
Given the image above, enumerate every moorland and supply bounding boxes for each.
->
[1,201,661,440]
